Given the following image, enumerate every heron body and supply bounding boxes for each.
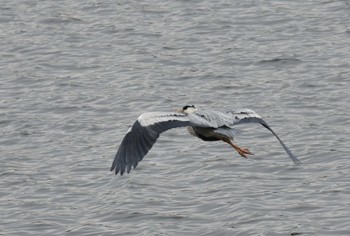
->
[111,105,301,175]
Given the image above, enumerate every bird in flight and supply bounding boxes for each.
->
[111,105,301,175]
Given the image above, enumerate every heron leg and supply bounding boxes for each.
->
[222,138,253,158]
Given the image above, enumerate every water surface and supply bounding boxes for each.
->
[1,0,350,235]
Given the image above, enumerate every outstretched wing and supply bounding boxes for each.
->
[111,108,300,175]
[111,112,191,175]
[226,109,301,165]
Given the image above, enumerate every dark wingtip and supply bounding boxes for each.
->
[110,167,118,175]
[293,159,302,166]
[120,166,125,176]
[260,122,302,166]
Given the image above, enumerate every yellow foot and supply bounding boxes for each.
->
[222,138,254,158]
[235,147,254,158]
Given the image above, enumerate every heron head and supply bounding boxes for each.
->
[179,105,198,114]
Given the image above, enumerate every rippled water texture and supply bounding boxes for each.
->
[1,0,350,235]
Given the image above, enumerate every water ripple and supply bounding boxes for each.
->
[1,0,350,235]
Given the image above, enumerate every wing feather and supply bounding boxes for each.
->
[227,109,301,165]
[111,108,301,176]
[189,109,300,165]
[111,112,191,175]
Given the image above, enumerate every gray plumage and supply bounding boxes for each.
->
[111,105,301,175]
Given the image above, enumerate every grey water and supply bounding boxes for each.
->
[1,0,350,235]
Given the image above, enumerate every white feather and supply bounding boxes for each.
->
[137,112,189,127]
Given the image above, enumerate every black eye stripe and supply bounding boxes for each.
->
[183,105,195,110]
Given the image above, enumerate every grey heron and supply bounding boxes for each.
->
[111,105,301,175]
